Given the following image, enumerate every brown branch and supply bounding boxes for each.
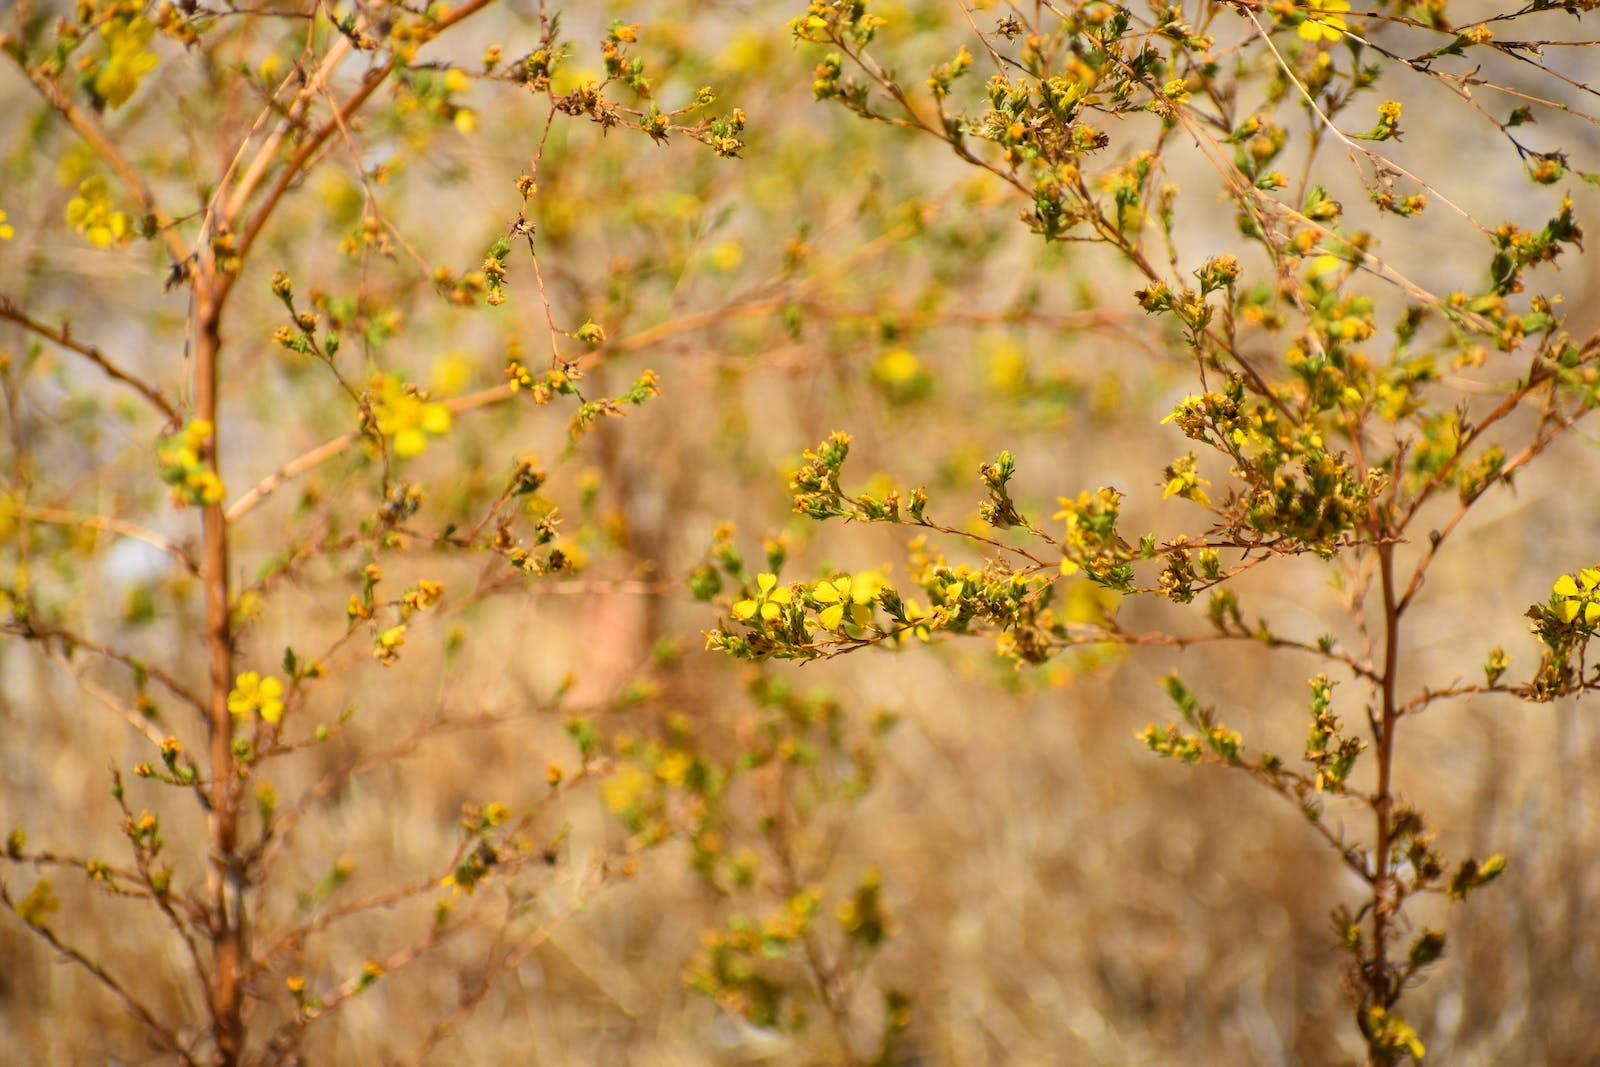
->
[219,34,355,229]
[3,848,150,897]
[225,291,1137,523]
[249,698,586,871]
[401,882,598,1067]
[43,646,178,752]
[10,504,197,573]
[0,881,198,1066]
[3,620,207,716]
[230,0,501,277]
[1396,407,1584,615]
[0,294,181,423]
[10,61,191,267]
[109,777,213,995]
[249,869,454,977]
[1369,539,1401,1008]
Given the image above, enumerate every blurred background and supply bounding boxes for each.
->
[2,1,1599,1063]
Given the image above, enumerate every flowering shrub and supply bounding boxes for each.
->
[2,1,1600,1064]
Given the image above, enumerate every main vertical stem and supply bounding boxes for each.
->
[196,286,243,1063]
[1369,539,1401,1059]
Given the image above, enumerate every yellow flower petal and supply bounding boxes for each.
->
[819,603,845,629]
[393,428,427,458]
[1554,574,1581,597]
[421,403,452,436]
[1557,599,1581,624]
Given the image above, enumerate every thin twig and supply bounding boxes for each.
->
[0,294,181,423]
[12,505,197,573]
[0,881,198,1065]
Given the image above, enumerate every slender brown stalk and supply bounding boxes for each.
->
[0,295,181,423]
[0,883,199,1066]
[192,281,245,1063]
[1368,538,1401,1052]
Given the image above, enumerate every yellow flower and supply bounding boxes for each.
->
[732,572,792,623]
[873,347,923,385]
[900,598,935,642]
[0,209,13,241]
[372,375,452,458]
[656,750,692,785]
[707,240,744,272]
[1298,0,1350,42]
[1552,568,1600,625]
[600,765,650,816]
[430,352,473,395]
[227,671,286,723]
[65,177,133,248]
[811,573,880,630]
[1306,254,1345,281]
[1162,455,1212,506]
[17,880,60,927]
[985,341,1028,396]
[96,17,159,109]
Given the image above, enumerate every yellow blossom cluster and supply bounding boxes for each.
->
[156,420,225,506]
[1552,569,1600,626]
[65,177,133,248]
[371,375,452,458]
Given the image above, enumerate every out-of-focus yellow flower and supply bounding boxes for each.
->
[1299,0,1350,42]
[1306,253,1345,280]
[372,375,452,458]
[656,750,692,785]
[708,240,743,272]
[601,765,650,815]
[66,177,133,248]
[985,342,1027,396]
[430,353,473,395]
[17,879,60,927]
[96,17,159,108]
[874,348,922,385]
